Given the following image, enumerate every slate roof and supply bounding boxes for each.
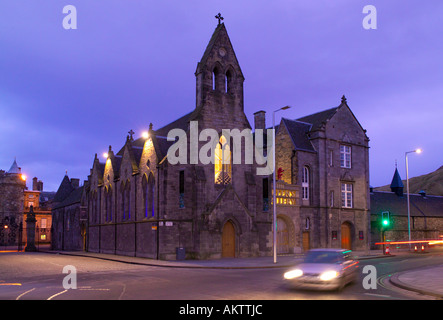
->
[280,118,315,152]
[7,158,21,174]
[52,186,84,210]
[390,168,404,189]
[53,175,74,203]
[371,191,443,218]
[296,106,339,131]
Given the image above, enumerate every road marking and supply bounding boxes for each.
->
[79,288,110,291]
[16,288,36,300]
[364,293,392,298]
[0,283,22,286]
[47,290,68,300]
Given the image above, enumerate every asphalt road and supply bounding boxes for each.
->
[1,251,442,301]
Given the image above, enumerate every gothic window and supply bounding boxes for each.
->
[93,191,98,223]
[105,186,112,222]
[340,145,352,168]
[143,173,155,218]
[108,186,113,221]
[225,69,233,93]
[262,178,269,212]
[148,174,155,217]
[179,170,185,208]
[212,67,219,91]
[215,135,232,184]
[302,166,310,200]
[121,182,126,220]
[125,181,131,220]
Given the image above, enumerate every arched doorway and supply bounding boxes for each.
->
[341,222,352,250]
[222,221,235,258]
[277,217,289,254]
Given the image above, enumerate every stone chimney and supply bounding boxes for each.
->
[32,177,43,191]
[253,110,266,130]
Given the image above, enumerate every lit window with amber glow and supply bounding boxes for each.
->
[214,135,231,184]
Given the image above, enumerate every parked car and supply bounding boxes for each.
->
[283,248,359,291]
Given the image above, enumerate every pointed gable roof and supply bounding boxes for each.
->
[195,23,244,79]
[53,174,75,203]
[390,168,404,189]
[8,158,21,174]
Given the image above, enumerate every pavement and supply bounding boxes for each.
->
[5,246,443,299]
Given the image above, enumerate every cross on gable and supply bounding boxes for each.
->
[215,13,224,25]
[128,129,135,140]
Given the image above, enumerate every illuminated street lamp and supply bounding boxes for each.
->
[142,131,150,139]
[272,105,291,264]
[405,148,422,248]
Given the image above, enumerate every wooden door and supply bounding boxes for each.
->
[341,222,352,250]
[277,217,289,254]
[302,232,310,251]
[222,221,235,258]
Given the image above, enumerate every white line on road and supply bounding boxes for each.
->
[47,290,68,300]
[16,288,35,300]
[364,293,392,298]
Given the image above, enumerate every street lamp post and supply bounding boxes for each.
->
[272,106,291,264]
[405,148,422,249]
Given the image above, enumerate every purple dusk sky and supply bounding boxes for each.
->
[1,1,442,192]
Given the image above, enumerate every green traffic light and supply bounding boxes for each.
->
[383,219,389,226]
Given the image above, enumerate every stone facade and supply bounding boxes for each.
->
[273,96,371,253]
[0,160,26,246]
[56,22,374,258]
[23,189,53,245]
[85,23,272,260]
[51,175,87,251]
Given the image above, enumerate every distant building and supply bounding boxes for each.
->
[51,174,87,251]
[0,159,26,246]
[370,168,443,248]
[22,178,55,245]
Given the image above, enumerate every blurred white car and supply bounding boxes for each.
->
[284,249,359,291]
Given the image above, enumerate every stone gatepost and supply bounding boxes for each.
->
[25,205,37,252]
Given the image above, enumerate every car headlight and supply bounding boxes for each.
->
[284,269,303,279]
[319,271,339,281]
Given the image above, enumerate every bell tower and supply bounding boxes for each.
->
[194,16,246,122]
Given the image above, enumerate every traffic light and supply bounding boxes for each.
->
[381,211,391,228]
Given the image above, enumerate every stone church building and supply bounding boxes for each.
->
[76,21,371,259]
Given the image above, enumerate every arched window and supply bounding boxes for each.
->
[108,186,113,221]
[142,173,155,218]
[225,69,233,93]
[142,176,148,218]
[148,174,155,218]
[215,135,232,184]
[121,182,125,220]
[212,67,219,91]
[105,186,111,222]
[302,166,309,200]
[91,191,98,223]
[125,181,131,220]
